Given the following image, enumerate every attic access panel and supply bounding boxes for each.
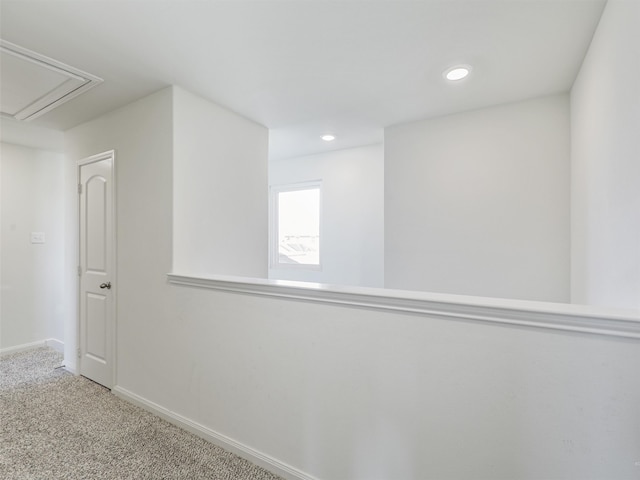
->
[0,40,102,122]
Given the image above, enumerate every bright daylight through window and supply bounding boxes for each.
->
[272,184,321,267]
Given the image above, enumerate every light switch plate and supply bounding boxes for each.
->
[30,232,45,244]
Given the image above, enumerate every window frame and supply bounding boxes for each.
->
[269,180,323,270]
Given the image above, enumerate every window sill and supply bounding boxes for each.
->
[167,273,640,339]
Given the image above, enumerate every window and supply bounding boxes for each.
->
[270,182,321,268]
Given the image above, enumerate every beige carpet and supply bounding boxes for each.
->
[0,347,283,480]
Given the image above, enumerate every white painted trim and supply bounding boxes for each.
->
[0,40,103,122]
[112,386,318,480]
[168,273,640,339]
[0,338,64,356]
[45,338,64,353]
[0,340,48,356]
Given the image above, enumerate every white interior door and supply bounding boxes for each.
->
[78,151,115,388]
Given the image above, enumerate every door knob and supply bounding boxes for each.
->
[99,282,112,290]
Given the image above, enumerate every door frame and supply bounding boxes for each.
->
[76,150,117,388]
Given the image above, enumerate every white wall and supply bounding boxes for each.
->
[0,142,66,350]
[385,94,571,302]
[64,87,174,373]
[570,0,640,309]
[165,289,640,480]
[269,144,384,287]
[61,85,640,480]
[173,87,268,277]
[0,117,65,153]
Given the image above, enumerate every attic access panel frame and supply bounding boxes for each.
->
[0,40,102,122]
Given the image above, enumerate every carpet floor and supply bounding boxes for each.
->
[0,347,283,480]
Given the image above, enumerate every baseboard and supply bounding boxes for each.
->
[64,362,78,375]
[1,339,63,356]
[45,338,64,353]
[112,386,318,480]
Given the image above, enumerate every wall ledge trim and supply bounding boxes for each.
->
[168,273,640,339]
[113,386,318,480]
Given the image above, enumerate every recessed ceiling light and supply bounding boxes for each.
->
[444,65,472,81]
[321,134,336,142]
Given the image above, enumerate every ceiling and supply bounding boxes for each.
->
[0,0,606,160]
